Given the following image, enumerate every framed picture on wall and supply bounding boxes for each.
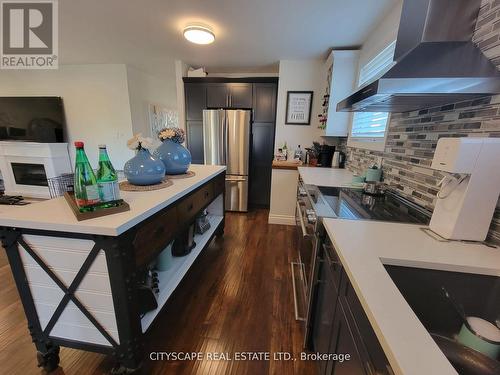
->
[285,91,313,125]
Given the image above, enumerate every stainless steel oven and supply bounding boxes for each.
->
[291,179,319,323]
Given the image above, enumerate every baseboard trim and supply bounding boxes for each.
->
[268,214,295,226]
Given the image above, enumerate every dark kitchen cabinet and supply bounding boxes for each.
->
[253,83,277,122]
[249,122,275,207]
[248,82,277,207]
[185,83,206,121]
[186,120,204,164]
[228,83,252,108]
[310,237,393,375]
[207,83,252,108]
[206,84,228,108]
[184,78,278,208]
[329,303,367,375]
[312,247,339,375]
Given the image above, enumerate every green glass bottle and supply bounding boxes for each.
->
[74,141,100,210]
[96,144,120,205]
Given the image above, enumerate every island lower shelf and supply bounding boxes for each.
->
[141,214,223,332]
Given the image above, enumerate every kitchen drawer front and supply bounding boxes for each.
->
[177,182,213,224]
[213,173,225,197]
[133,206,177,267]
[340,271,392,375]
[177,193,200,224]
[324,238,342,290]
[196,182,214,210]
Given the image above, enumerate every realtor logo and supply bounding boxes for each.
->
[0,0,58,69]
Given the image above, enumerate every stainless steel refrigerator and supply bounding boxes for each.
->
[203,109,251,212]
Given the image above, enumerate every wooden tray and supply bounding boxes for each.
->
[64,192,130,221]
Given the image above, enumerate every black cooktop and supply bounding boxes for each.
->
[316,186,431,224]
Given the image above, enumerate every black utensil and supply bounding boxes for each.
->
[441,286,468,325]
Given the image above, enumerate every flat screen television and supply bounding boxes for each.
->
[0,97,66,143]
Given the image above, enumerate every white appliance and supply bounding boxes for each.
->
[331,151,340,168]
[429,137,500,241]
[0,141,72,198]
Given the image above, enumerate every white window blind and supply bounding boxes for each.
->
[351,41,396,139]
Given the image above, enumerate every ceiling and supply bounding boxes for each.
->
[59,0,399,76]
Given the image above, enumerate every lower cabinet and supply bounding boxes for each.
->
[329,303,367,375]
[311,238,393,375]
[313,248,339,375]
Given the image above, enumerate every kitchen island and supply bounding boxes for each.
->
[0,164,226,374]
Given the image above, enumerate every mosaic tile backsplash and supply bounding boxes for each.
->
[345,0,500,245]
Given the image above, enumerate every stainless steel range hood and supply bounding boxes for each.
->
[337,0,500,113]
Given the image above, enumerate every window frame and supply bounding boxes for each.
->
[347,41,396,152]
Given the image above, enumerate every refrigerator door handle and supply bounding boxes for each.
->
[226,176,247,182]
[223,112,229,166]
[218,110,226,165]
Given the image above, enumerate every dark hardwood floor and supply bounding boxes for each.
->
[0,209,318,375]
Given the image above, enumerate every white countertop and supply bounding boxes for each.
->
[298,167,353,187]
[0,164,225,236]
[323,218,500,375]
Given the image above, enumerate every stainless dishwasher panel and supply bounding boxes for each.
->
[225,175,248,212]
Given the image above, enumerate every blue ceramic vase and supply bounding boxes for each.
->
[153,139,191,175]
[124,148,166,185]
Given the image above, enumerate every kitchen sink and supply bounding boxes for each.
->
[385,266,499,337]
[385,265,500,374]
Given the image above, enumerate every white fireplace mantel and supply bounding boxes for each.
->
[0,141,72,198]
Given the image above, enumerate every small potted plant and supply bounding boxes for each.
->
[124,134,166,185]
[153,127,192,175]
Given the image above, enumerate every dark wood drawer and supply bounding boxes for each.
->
[133,206,177,267]
[177,193,199,224]
[196,182,214,210]
[177,182,213,224]
[213,173,225,197]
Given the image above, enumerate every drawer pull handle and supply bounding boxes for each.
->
[187,203,193,211]
[205,191,209,198]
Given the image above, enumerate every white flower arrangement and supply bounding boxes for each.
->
[158,127,185,144]
[127,133,154,151]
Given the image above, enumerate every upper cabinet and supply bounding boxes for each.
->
[320,50,360,137]
[207,83,252,108]
[185,83,206,121]
[252,83,277,122]
[206,84,228,108]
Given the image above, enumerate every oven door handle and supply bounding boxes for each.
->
[296,201,309,238]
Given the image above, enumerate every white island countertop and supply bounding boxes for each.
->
[0,164,225,236]
[298,167,353,187]
[323,218,500,375]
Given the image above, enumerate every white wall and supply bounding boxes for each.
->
[274,59,324,153]
[357,2,402,77]
[175,60,189,132]
[126,65,177,139]
[0,64,134,168]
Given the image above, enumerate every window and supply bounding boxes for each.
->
[348,41,396,151]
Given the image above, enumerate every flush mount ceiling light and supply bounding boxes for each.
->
[183,25,215,45]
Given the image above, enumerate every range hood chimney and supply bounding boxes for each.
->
[337,0,500,113]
